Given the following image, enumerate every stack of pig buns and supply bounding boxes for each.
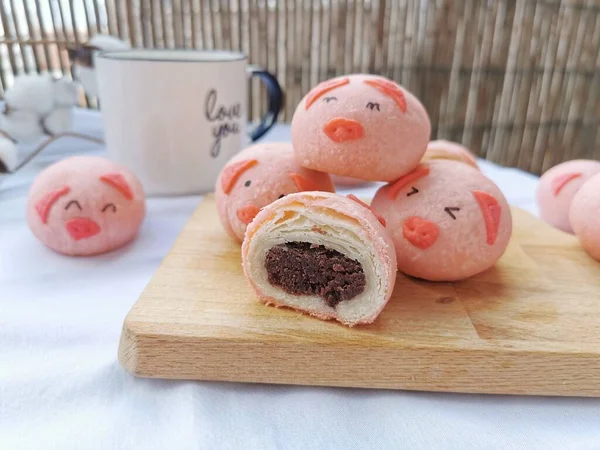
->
[536,159,600,261]
[217,74,514,326]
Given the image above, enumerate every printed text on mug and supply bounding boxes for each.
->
[205,89,241,158]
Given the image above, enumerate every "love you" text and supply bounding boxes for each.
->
[205,89,242,158]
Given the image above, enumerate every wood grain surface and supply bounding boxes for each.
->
[119,195,600,397]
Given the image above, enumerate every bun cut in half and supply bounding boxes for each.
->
[242,191,397,326]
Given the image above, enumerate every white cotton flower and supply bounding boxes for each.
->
[0,109,45,143]
[4,73,55,116]
[42,107,74,135]
[53,78,79,107]
[72,34,130,97]
[0,135,18,173]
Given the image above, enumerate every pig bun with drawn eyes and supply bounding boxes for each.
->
[371,160,512,281]
[215,142,335,243]
[291,74,431,183]
[27,156,146,256]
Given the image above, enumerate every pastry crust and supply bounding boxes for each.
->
[242,192,397,326]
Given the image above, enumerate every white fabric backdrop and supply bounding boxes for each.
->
[1,110,599,450]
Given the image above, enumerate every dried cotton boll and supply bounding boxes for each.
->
[4,73,55,116]
[536,159,600,234]
[569,172,600,261]
[1,109,45,143]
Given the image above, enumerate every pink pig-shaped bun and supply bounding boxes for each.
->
[422,139,479,169]
[27,156,145,256]
[291,74,431,182]
[536,159,600,233]
[569,172,600,261]
[371,160,512,281]
[215,142,335,242]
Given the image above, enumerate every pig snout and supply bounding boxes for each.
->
[237,204,260,225]
[403,216,439,249]
[66,217,101,241]
[323,118,364,143]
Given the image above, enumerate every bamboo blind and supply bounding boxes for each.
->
[1,0,600,174]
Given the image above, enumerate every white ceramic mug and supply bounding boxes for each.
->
[95,49,282,195]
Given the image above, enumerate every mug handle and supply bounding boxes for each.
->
[247,65,284,141]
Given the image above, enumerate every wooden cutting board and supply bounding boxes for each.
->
[119,195,600,397]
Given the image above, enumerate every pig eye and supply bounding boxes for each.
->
[102,203,117,213]
[244,180,251,187]
[406,187,419,197]
[366,102,380,111]
[444,207,460,220]
[323,96,337,103]
[278,194,286,199]
[65,200,82,211]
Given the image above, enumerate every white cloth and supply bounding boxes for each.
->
[1,110,599,450]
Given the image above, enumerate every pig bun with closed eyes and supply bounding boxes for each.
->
[291,74,431,183]
[27,156,146,256]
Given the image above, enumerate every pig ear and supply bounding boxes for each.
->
[387,164,430,199]
[347,194,386,227]
[473,190,502,245]
[100,173,134,200]
[290,173,319,191]
[551,172,582,196]
[221,159,258,194]
[305,77,350,110]
[363,78,407,113]
[35,186,70,224]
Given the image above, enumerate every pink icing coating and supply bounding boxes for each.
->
[371,160,512,281]
[242,192,397,325]
[215,142,335,243]
[536,159,600,233]
[27,156,146,256]
[569,172,600,261]
[291,74,431,182]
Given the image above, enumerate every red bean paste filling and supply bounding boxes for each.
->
[264,242,366,308]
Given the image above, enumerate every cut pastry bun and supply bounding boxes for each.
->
[242,191,397,326]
